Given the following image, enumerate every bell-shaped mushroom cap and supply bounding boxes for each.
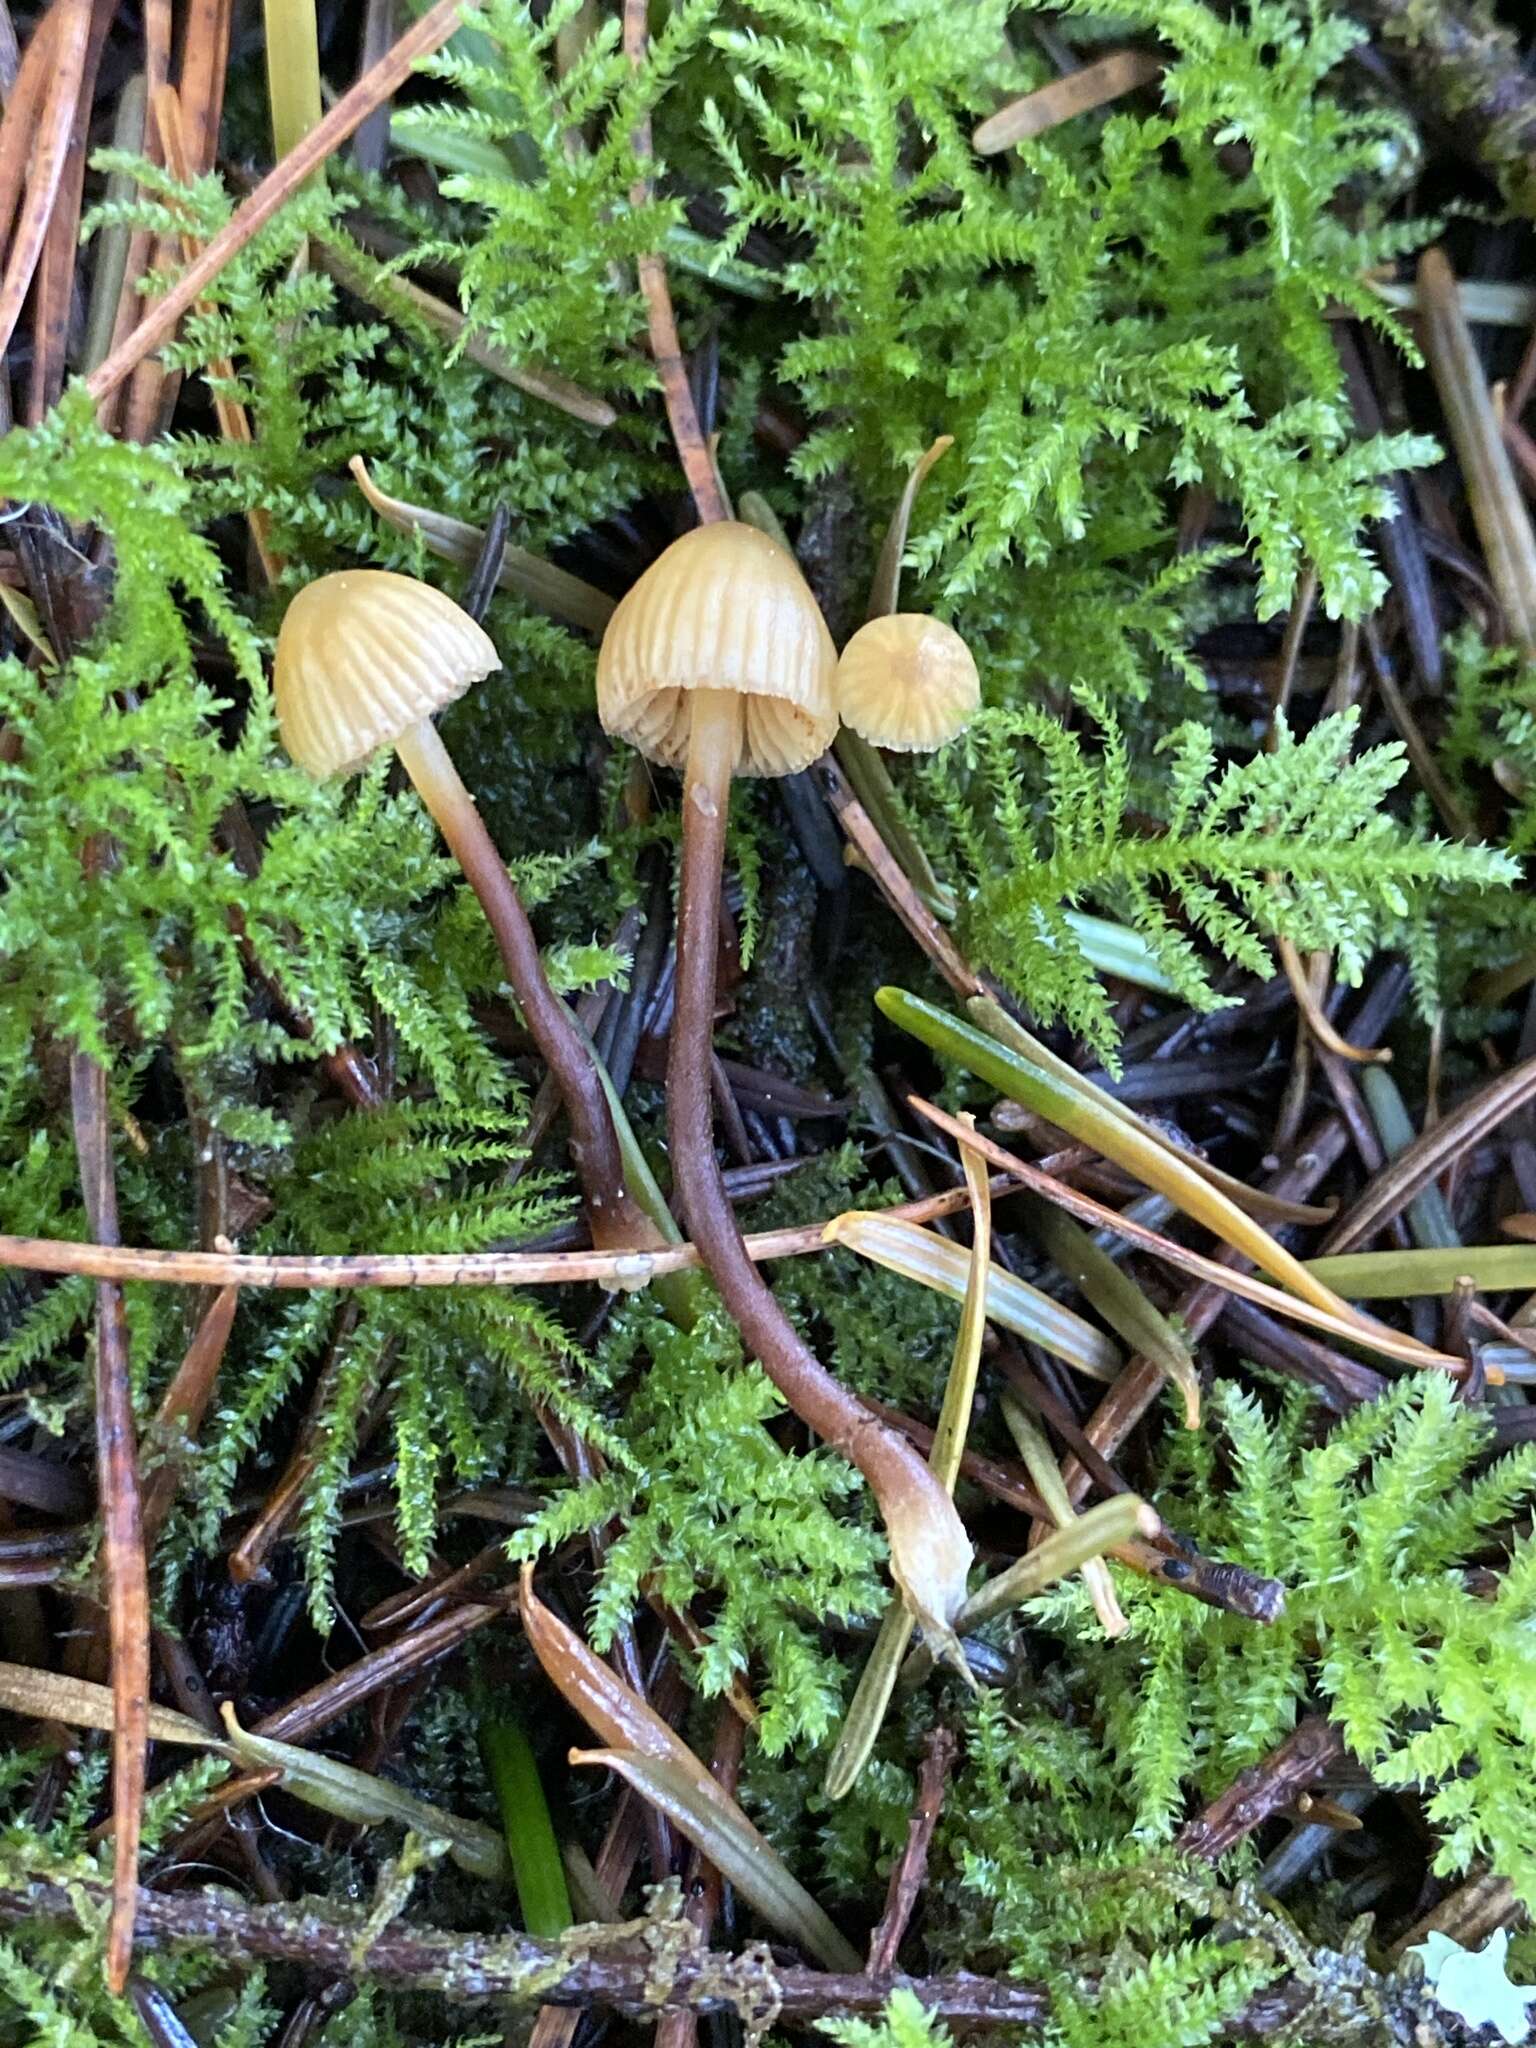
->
[275,570,499,778]
[597,523,838,778]
[835,613,980,753]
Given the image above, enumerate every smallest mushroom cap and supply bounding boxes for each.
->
[835,613,980,753]
[275,569,499,778]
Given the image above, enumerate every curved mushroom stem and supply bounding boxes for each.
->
[670,692,973,1641]
[394,716,658,1255]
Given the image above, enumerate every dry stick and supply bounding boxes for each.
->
[1361,621,1476,842]
[1417,246,1536,657]
[68,1054,150,1994]
[653,1705,748,2048]
[1176,1716,1345,1862]
[622,0,727,524]
[0,6,55,262]
[818,756,983,998]
[86,0,472,405]
[865,1727,956,1975]
[0,0,93,358]
[0,1178,999,1288]
[1277,938,1388,1069]
[0,1153,1456,1375]
[104,0,174,441]
[2,1873,1337,2031]
[177,0,235,177]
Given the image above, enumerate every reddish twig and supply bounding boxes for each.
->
[655,1706,749,2048]
[866,1727,957,1975]
[622,0,727,524]
[68,1052,150,1994]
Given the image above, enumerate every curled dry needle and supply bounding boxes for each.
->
[881,988,1435,1346]
[520,1571,860,1970]
[1000,1394,1127,1637]
[0,1661,510,1882]
[899,1092,1468,1373]
[350,457,614,634]
[596,525,972,1640]
[275,570,655,1255]
[822,1209,1122,1383]
[825,1120,993,1802]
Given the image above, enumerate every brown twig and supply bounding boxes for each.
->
[817,756,984,999]
[866,1727,957,1975]
[86,0,472,405]
[24,0,112,422]
[0,1177,1006,1289]
[1416,246,1536,655]
[0,1872,1365,2034]
[154,84,282,579]
[68,1052,150,1993]
[655,1705,749,2048]
[621,0,727,522]
[1176,1717,1345,1862]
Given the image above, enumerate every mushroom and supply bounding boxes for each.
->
[597,524,973,1642]
[275,568,655,1254]
[835,613,980,753]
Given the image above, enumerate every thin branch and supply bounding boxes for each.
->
[622,0,727,523]
[0,1874,1334,2034]
[68,1053,149,1993]
[1177,1717,1346,1862]
[866,1727,957,1974]
[0,1178,1001,1290]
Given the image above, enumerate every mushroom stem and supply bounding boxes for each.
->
[394,716,657,1255]
[670,693,973,1639]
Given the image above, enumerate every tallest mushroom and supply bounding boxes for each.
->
[597,523,973,1642]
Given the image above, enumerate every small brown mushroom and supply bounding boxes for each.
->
[835,613,980,752]
[598,525,973,1641]
[276,569,654,1253]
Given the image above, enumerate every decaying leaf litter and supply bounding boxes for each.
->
[1,0,1536,2043]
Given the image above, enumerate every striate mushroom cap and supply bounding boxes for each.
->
[596,523,838,778]
[275,569,500,778]
[835,613,980,753]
